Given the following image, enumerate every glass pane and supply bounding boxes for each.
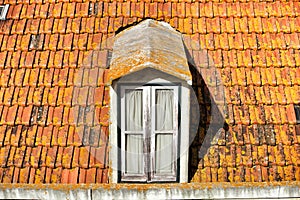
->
[155,89,174,131]
[155,134,173,174]
[125,89,143,131]
[125,134,144,174]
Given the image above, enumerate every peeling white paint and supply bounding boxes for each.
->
[0,183,299,200]
[0,188,91,200]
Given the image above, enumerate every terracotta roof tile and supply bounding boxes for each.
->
[9,126,20,146]
[213,3,227,18]
[0,145,9,167]
[39,146,47,167]
[53,146,63,168]
[78,147,89,169]
[89,126,100,146]
[77,168,86,183]
[34,167,45,183]
[67,167,78,184]
[19,166,30,183]
[52,106,63,126]
[57,126,68,146]
[62,146,73,169]
[46,107,55,126]
[56,88,64,106]
[70,146,79,168]
[49,166,59,183]
[85,168,96,184]
[45,146,57,169]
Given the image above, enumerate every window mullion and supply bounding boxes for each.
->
[145,86,152,181]
[149,86,156,181]
[120,87,126,177]
[172,86,179,177]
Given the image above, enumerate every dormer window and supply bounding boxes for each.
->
[109,20,196,183]
[0,5,9,20]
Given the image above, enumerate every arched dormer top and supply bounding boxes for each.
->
[108,19,192,85]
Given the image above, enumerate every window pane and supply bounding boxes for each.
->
[125,134,144,174]
[125,89,143,131]
[155,134,173,174]
[155,89,173,131]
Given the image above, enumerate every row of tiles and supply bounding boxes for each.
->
[1,32,300,54]
[200,143,300,168]
[0,124,109,147]
[0,86,298,124]
[224,103,299,125]
[0,86,109,106]
[223,85,300,104]
[0,144,108,169]
[187,34,300,51]
[0,68,109,87]
[2,15,300,36]
[0,49,110,69]
[0,123,297,149]
[1,102,298,127]
[1,31,300,52]
[0,67,299,87]
[215,67,299,86]
[202,123,300,146]
[2,0,300,3]
[0,104,110,127]
[0,166,108,183]
[0,32,113,52]
[1,48,300,70]
[4,1,300,20]
[1,33,300,59]
[2,156,300,183]
[192,164,300,182]
[0,84,298,107]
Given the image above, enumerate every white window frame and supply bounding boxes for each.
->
[150,86,178,182]
[0,5,9,20]
[110,77,190,183]
[120,86,148,182]
[120,85,179,182]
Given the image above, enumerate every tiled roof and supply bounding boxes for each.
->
[0,0,299,183]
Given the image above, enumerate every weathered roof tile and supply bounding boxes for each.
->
[6,105,17,125]
[50,167,61,183]
[78,168,86,183]
[56,88,64,106]
[71,146,79,168]
[45,146,57,169]
[68,167,79,184]
[19,166,30,183]
[79,147,90,169]
[61,146,73,169]
[86,168,96,184]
